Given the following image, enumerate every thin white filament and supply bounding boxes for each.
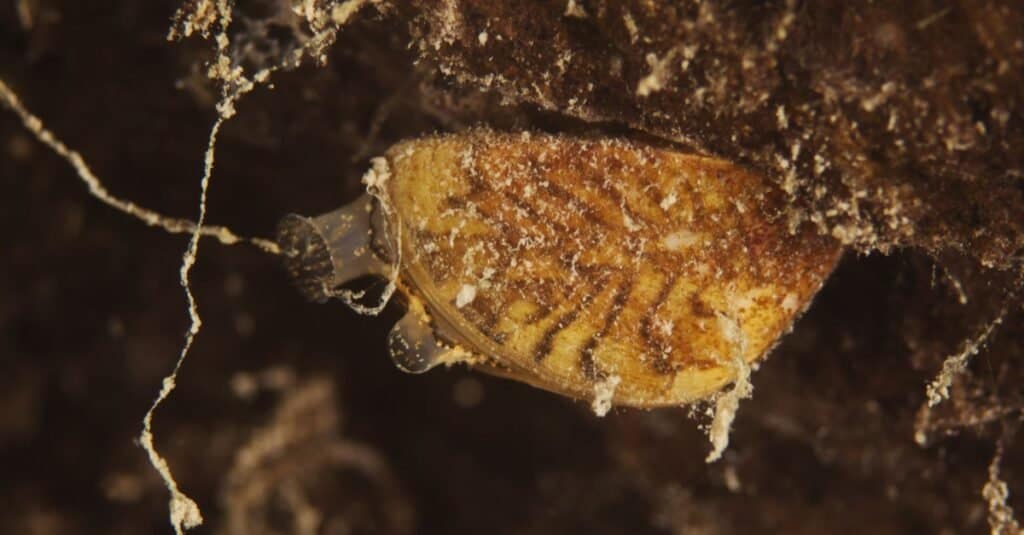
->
[0,79,279,254]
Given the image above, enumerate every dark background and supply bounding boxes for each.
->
[1,1,1022,533]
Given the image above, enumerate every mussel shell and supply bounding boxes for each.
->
[375,130,841,407]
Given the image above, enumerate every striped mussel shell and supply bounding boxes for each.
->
[277,129,841,408]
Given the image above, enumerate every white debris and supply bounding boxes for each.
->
[564,0,587,18]
[662,229,701,251]
[706,313,753,463]
[660,191,678,210]
[456,284,477,308]
[361,156,392,189]
[331,0,375,26]
[477,31,488,45]
[623,211,642,232]
[705,358,752,463]
[654,317,675,337]
[591,375,621,417]
[781,292,799,313]
[776,105,789,130]
[983,436,1022,534]
[636,49,678,97]
[925,308,1006,407]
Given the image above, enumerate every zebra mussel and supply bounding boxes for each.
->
[277,129,840,409]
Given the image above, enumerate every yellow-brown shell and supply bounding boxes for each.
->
[372,129,840,407]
